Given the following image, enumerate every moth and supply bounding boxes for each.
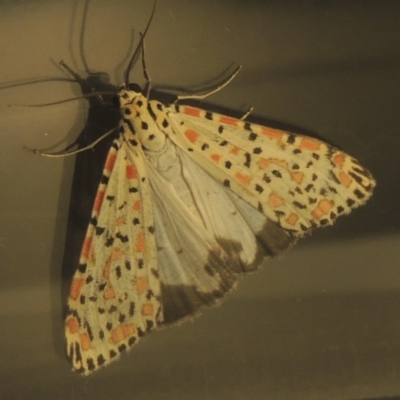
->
[54,4,376,375]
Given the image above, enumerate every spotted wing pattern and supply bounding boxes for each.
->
[65,88,375,375]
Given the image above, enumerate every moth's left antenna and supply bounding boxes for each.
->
[79,0,91,74]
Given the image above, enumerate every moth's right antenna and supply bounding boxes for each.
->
[124,1,156,85]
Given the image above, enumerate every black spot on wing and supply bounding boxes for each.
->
[244,152,251,168]
[87,358,95,371]
[100,175,109,185]
[116,232,129,243]
[312,153,320,160]
[287,135,296,144]
[346,198,356,207]
[78,264,86,273]
[95,226,105,236]
[97,354,106,367]
[293,201,306,209]
[255,184,264,193]
[248,132,257,141]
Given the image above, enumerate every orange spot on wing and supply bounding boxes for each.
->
[291,171,304,184]
[82,237,92,259]
[110,326,124,343]
[286,213,299,226]
[103,249,123,280]
[258,158,270,169]
[116,218,126,226]
[220,116,238,126]
[183,107,200,117]
[235,172,252,186]
[142,304,154,316]
[105,153,117,171]
[80,333,91,351]
[133,200,141,211]
[70,278,84,300]
[112,249,124,260]
[277,160,289,168]
[339,171,352,187]
[93,190,105,213]
[185,129,200,143]
[137,277,149,293]
[104,287,116,299]
[261,127,283,140]
[320,199,334,213]
[230,146,240,155]
[111,324,136,344]
[126,165,138,179]
[300,138,320,151]
[123,324,135,337]
[312,199,334,219]
[333,153,346,168]
[103,258,111,279]
[136,232,145,252]
[258,158,289,170]
[210,153,221,163]
[268,193,284,208]
[66,317,79,334]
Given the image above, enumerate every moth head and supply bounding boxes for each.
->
[114,83,143,108]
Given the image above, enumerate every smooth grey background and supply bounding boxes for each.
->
[0,1,399,399]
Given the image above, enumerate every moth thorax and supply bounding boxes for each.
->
[137,118,166,153]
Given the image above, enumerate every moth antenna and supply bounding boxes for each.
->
[140,33,152,97]
[79,0,91,74]
[0,77,75,91]
[124,0,156,85]
[115,29,137,79]
[9,90,116,107]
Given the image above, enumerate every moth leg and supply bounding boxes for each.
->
[33,127,118,158]
[240,107,253,120]
[176,65,242,101]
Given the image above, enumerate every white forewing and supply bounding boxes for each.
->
[65,134,161,374]
[166,105,374,236]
